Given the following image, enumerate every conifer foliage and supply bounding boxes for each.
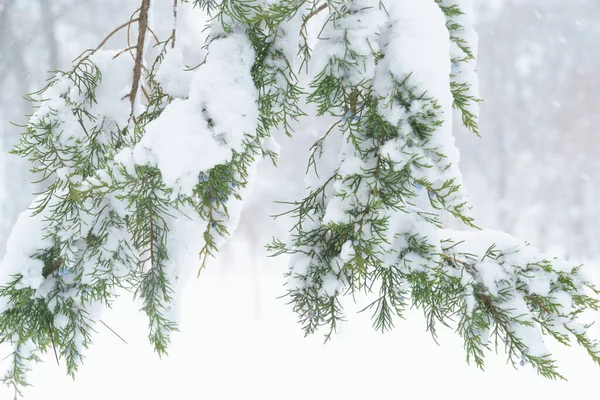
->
[0,0,598,396]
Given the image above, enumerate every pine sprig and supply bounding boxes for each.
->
[271,0,600,382]
[2,0,313,395]
[435,0,481,135]
[0,0,599,396]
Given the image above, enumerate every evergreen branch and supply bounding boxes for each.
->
[2,0,599,395]
[299,2,328,35]
[47,320,60,366]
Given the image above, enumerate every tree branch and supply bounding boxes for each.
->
[47,320,60,366]
[127,7,142,62]
[72,18,139,72]
[300,2,328,35]
[172,0,178,49]
[126,0,151,119]
[147,25,161,46]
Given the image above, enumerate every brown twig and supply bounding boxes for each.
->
[127,7,142,62]
[300,2,328,35]
[442,253,474,270]
[47,320,60,366]
[525,295,551,314]
[126,0,152,119]
[149,219,155,268]
[141,85,151,103]
[113,45,138,60]
[43,257,64,278]
[147,26,161,46]
[172,0,178,49]
[72,19,139,72]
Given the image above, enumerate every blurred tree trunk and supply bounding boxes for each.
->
[39,0,59,70]
[0,0,33,255]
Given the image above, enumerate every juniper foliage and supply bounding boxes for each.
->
[0,0,598,397]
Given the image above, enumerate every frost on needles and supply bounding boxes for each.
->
[0,0,599,396]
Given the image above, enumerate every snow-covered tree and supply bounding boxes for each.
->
[0,0,598,396]
[0,0,140,258]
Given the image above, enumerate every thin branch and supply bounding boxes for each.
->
[141,85,151,103]
[99,320,129,344]
[47,320,60,366]
[300,2,328,35]
[147,25,161,46]
[113,45,138,60]
[525,295,551,314]
[149,219,155,269]
[126,0,151,119]
[43,257,64,278]
[127,7,142,62]
[72,18,139,72]
[172,0,178,49]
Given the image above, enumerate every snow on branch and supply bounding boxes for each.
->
[0,0,597,396]
[270,0,600,381]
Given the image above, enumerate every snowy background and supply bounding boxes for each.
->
[0,0,599,398]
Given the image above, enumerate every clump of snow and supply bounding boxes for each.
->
[89,50,135,128]
[373,0,471,219]
[339,240,355,262]
[133,98,234,194]
[441,228,597,362]
[134,34,258,196]
[262,137,281,156]
[310,0,386,86]
[155,48,193,99]
[320,272,340,297]
[53,313,70,330]
[0,198,53,296]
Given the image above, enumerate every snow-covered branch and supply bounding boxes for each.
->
[0,0,597,396]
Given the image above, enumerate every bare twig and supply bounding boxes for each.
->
[99,320,129,344]
[72,19,139,72]
[126,0,152,119]
[172,0,178,49]
[141,85,151,103]
[113,45,138,60]
[127,7,142,62]
[147,25,161,46]
[47,320,60,366]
